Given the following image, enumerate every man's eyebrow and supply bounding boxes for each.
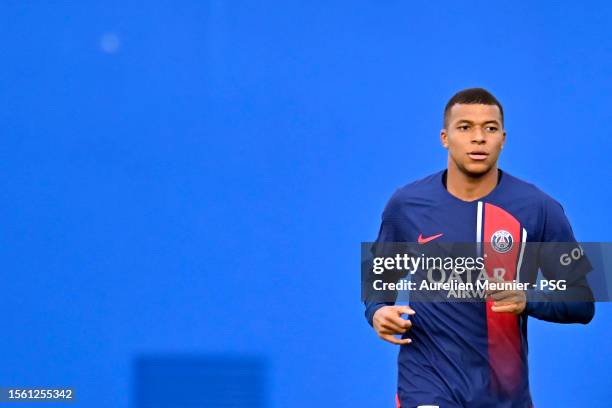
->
[454,119,500,125]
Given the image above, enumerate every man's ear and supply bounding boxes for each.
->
[440,129,449,149]
[501,130,506,149]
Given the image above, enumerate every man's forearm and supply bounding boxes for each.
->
[524,277,595,324]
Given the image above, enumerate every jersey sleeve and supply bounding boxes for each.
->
[524,197,595,324]
[363,192,405,326]
[537,197,592,283]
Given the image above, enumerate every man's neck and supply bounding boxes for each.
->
[446,164,499,202]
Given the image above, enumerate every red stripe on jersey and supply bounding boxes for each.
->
[483,203,523,396]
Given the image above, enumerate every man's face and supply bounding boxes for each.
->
[441,103,506,177]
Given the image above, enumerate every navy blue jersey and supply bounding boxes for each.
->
[365,170,594,408]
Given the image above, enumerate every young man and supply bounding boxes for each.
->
[364,88,594,408]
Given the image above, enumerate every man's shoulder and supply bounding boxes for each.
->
[396,170,445,194]
[382,171,444,217]
[392,170,445,198]
[501,171,562,208]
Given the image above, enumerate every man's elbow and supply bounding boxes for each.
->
[576,301,595,324]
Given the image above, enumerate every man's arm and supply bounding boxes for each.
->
[488,276,595,323]
[524,276,595,324]
[523,198,595,323]
[363,212,400,325]
[363,200,415,345]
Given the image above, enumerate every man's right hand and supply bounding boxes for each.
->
[372,305,415,345]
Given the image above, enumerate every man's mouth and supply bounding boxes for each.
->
[467,151,489,161]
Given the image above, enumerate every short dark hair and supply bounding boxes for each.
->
[443,87,504,128]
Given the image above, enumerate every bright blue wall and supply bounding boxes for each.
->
[1,1,611,407]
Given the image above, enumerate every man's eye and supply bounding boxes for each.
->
[486,127,498,132]
[458,125,469,131]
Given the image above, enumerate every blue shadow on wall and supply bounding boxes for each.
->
[133,354,268,408]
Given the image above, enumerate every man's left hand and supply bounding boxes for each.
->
[487,285,527,314]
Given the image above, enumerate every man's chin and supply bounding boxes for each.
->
[461,163,494,178]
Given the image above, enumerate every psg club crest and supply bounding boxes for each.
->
[491,230,513,253]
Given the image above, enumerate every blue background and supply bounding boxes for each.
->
[1,1,611,407]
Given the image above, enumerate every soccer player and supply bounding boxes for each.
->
[364,88,595,408]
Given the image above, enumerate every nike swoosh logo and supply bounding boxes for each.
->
[418,233,444,244]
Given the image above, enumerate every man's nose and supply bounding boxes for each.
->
[472,127,486,143]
